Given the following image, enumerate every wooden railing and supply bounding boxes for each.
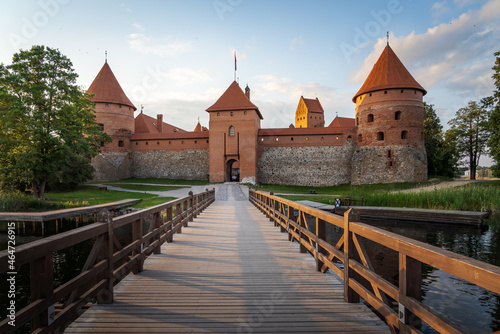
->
[0,189,215,334]
[249,189,500,334]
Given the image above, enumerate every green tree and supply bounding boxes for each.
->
[448,100,490,180]
[0,46,110,199]
[489,50,500,177]
[424,102,458,177]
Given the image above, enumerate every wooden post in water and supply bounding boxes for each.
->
[344,209,360,303]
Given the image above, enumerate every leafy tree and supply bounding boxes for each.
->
[0,46,110,199]
[489,50,500,177]
[423,102,458,177]
[448,100,490,180]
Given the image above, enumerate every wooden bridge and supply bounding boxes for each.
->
[1,184,500,333]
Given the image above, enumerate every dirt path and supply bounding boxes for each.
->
[396,179,477,193]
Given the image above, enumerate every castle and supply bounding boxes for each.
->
[89,45,428,186]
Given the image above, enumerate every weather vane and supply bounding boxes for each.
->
[387,31,389,46]
[105,50,108,64]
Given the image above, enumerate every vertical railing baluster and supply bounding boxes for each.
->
[344,209,360,303]
[30,255,54,330]
[316,218,326,272]
[399,254,422,332]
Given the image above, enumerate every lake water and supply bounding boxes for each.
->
[0,214,499,333]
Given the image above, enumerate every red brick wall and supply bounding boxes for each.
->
[355,89,424,147]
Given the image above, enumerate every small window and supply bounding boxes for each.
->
[358,134,362,142]
[135,142,138,146]
[195,140,197,144]
[377,132,384,141]
[229,126,235,136]
[395,111,402,120]
[118,140,124,147]
[384,91,387,94]
[306,137,309,141]
[387,150,392,158]
[101,142,105,147]
[275,138,279,141]
[206,140,209,143]
[98,123,104,131]
[401,130,408,140]
[347,135,352,140]
[230,112,233,117]
[146,142,149,145]
[157,141,159,145]
[291,137,294,141]
[356,117,359,125]
[217,112,220,116]
[401,90,404,93]
[119,105,122,109]
[105,103,109,107]
[244,111,247,115]
[369,93,372,97]
[368,114,374,122]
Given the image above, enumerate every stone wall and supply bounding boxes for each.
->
[91,152,133,182]
[351,145,427,185]
[257,142,357,186]
[132,149,209,180]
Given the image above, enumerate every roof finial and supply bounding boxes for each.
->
[336,111,338,118]
[141,104,144,114]
[105,50,108,64]
[198,116,200,123]
[387,31,389,46]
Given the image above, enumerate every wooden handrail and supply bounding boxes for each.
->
[249,189,500,334]
[0,189,215,334]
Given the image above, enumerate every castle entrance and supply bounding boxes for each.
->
[226,159,240,182]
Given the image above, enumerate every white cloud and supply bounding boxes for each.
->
[128,33,193,57]
[432,1,451,20]
[350,0,500,98]
[290,36,304,51]
[166,68,213,87]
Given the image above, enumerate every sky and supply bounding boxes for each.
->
[1,0,499,165]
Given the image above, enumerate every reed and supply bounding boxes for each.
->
[361,183,500,212]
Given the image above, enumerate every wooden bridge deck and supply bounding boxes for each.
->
[65,184,388,333]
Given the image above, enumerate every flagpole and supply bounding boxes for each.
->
[234,51,237,82]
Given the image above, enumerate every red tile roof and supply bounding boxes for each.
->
[194,122,208,132]
[87,63,136,110]
[353,45,426,102]
[328,116,356,129]
[206,81,263,119]
[303,97,324,114]
[134,113,187,134]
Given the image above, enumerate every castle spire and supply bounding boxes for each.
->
[352,45,426,102]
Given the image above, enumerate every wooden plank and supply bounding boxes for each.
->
[66,187,389,333]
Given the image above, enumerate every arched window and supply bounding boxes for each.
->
[401,130,408,140]
[395,111,402,120]
[229,126,235,136]
[377,132,384,141]
[368,114,374,122]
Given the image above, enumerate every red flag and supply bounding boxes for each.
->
[234,51,237,71]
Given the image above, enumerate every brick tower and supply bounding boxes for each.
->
[206,81,263,183]
[88,61,137,181]
[351,45,428,184]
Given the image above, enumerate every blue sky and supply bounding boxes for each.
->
[1,0,499,164]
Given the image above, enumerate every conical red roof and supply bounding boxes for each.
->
[353,45,426,102]
[206,81,262,119]
[88,63,136,110]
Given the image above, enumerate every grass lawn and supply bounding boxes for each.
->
[102,184,186,192]
[44,187,176,210]
[99,178,210,186]
[251,178,444,197]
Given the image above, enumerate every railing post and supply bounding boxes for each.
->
[299,211,307,254]
[399,254,422,333]
[280,203,286,233]
[166,206,173,242]
[153,211,162,254]
[176,202,182,233]
[188,191,194,223]
[316,218,326,272]
[343,209,360,303]
[287,205,294,241]
[132,218,143,273]
[183,198,189,227]
[99,214,114,304]
[30,255,54,330]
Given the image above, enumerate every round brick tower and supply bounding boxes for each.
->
[87,61,136,153]
[88,62,137,181]
[351,45,428,185]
